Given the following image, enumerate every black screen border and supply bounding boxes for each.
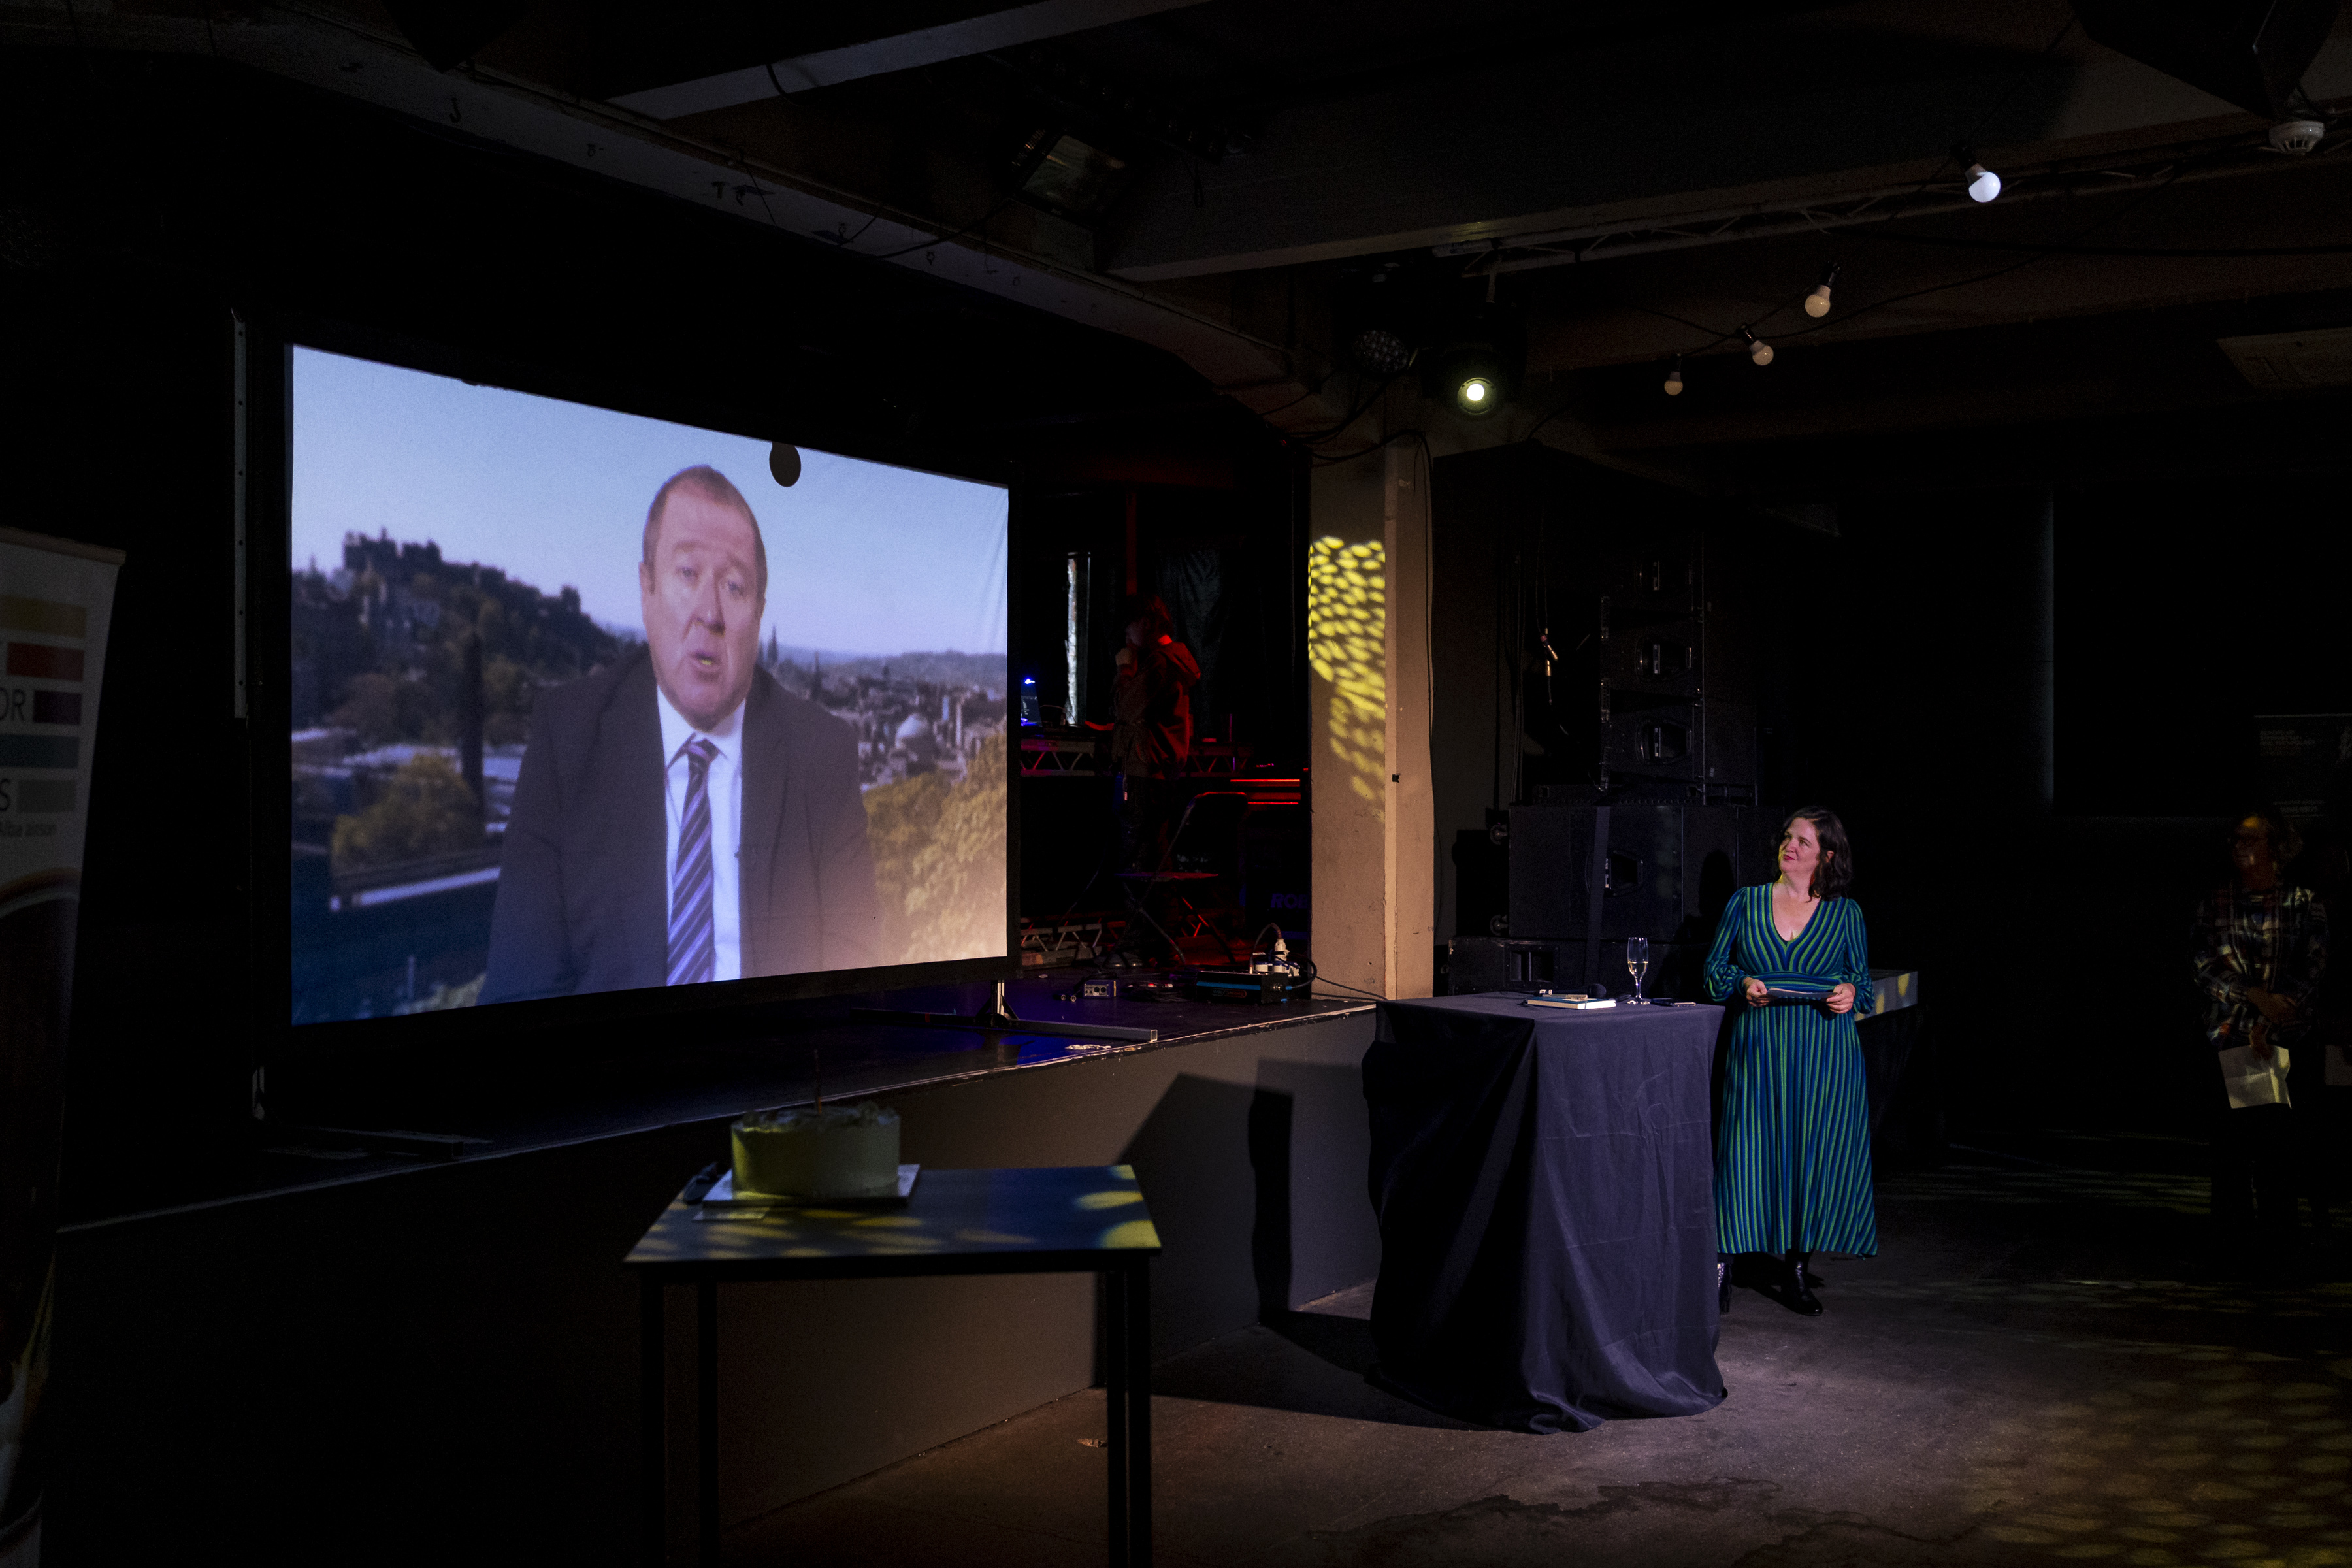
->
[245,309,1023,1068]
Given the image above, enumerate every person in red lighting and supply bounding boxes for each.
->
[1111,595,1200,872]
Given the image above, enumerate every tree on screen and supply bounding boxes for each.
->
[864,731,1007,964]
[329,753,481,874]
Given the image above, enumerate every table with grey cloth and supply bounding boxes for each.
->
[1365,994,1728,1432]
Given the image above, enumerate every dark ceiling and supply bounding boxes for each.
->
[14,0,2352,492]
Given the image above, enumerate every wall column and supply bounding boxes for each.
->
[1307,441,1434,1000]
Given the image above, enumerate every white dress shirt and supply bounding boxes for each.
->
[656,687,743,983]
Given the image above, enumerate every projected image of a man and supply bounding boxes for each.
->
[482,466,882,1003]
[643,472,766,731]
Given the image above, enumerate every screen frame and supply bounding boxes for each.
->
[245,309,1024,1066]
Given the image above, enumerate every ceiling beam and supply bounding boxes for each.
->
[1442,125,2350,276]
[1100,33,2352,280]
[608,0,1209,120]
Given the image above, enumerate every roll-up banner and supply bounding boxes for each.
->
[0,526,122,1568]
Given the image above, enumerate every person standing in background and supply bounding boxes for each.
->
[1111,595,1200,873]
[2313,779,2352,1253]
[2196,807,2329,1271]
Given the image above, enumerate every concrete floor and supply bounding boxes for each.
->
[732,1132,2352,1567]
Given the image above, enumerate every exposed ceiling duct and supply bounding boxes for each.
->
[2072,0,2340,119]
[379,0,527,73]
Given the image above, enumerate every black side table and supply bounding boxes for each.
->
[625,1164,1162,1566]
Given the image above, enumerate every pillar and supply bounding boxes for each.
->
[1307,441,1434,1000]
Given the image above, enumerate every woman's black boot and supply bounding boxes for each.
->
[1717,1256,1732,1314]
[1784,1249,1824,1316]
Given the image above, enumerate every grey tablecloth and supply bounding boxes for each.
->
[1365,994,1727,1431]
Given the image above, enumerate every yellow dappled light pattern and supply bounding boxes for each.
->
[1098,1219,1160,1250]
[625,1167,1160,1269]
[1307,534,1388,804]
[1937,1337,2352,1568]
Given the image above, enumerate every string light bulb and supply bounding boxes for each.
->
[1742,327,1774,367]
[1966,161,2001,203]
[1805,262,1840,319]
[1664,356,1684,395]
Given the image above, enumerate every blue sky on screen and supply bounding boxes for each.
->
[290,348,1007,657]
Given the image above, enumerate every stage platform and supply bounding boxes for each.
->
[61,979,1373,1230]
[55,981,1387,1560]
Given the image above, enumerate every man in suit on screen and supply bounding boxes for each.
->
[482,465,883,1004]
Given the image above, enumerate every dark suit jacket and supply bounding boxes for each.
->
[482,649,883,1004]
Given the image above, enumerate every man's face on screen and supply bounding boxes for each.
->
[640,490,764,731]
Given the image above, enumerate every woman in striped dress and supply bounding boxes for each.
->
[1703,808,1876,1316]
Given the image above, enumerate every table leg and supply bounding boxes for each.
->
[698,1279,719,1567]
[1105,1269,1129,1568]
[1126,1258,1152,1568]
[642,1274,665,1568]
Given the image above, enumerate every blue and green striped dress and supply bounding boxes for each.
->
[1703,885,1878,1256]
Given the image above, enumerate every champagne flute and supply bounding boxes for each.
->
[1625,937,1650,1005]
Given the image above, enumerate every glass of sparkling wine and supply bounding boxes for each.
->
[1625,938,1650,1004]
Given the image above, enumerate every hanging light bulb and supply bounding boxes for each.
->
[1663,356,1684,395]
[1742,327,1773,367]
[1966,161,2001,203]
[1805,262,1840,319]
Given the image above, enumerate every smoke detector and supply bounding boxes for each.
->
[2268,118,2327,154]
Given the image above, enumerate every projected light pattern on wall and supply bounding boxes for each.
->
[1307,535,1387,803]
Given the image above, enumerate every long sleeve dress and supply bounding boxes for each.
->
[1702,885,1878,1257]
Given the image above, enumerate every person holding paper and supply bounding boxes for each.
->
[2195,808,2329,1266]
[1703,808,1876,1316]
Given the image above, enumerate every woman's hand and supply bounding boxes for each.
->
[2251,1018,2274,1062]
[1825,983,1857,1015]
[1742,977,1769,1005]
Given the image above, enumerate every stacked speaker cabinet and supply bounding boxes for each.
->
[1433,445,1774,996]
[1592,531,1757,804]
[1496,800,1750,997]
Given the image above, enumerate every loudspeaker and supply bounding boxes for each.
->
[1589,532,1758,796]
[1503,802,1749,945]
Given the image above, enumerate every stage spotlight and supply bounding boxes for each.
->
[1420,308,1524,419]
[1966,162,2002,203]
[1350,327,1416,376]
[1805,263,1839,319]
[1663,357,1684,395]
[1742,328,1774,367]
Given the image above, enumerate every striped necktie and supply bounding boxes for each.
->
[666,736,721,987]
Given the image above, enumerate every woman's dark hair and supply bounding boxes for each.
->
[1778,807,1854,900]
